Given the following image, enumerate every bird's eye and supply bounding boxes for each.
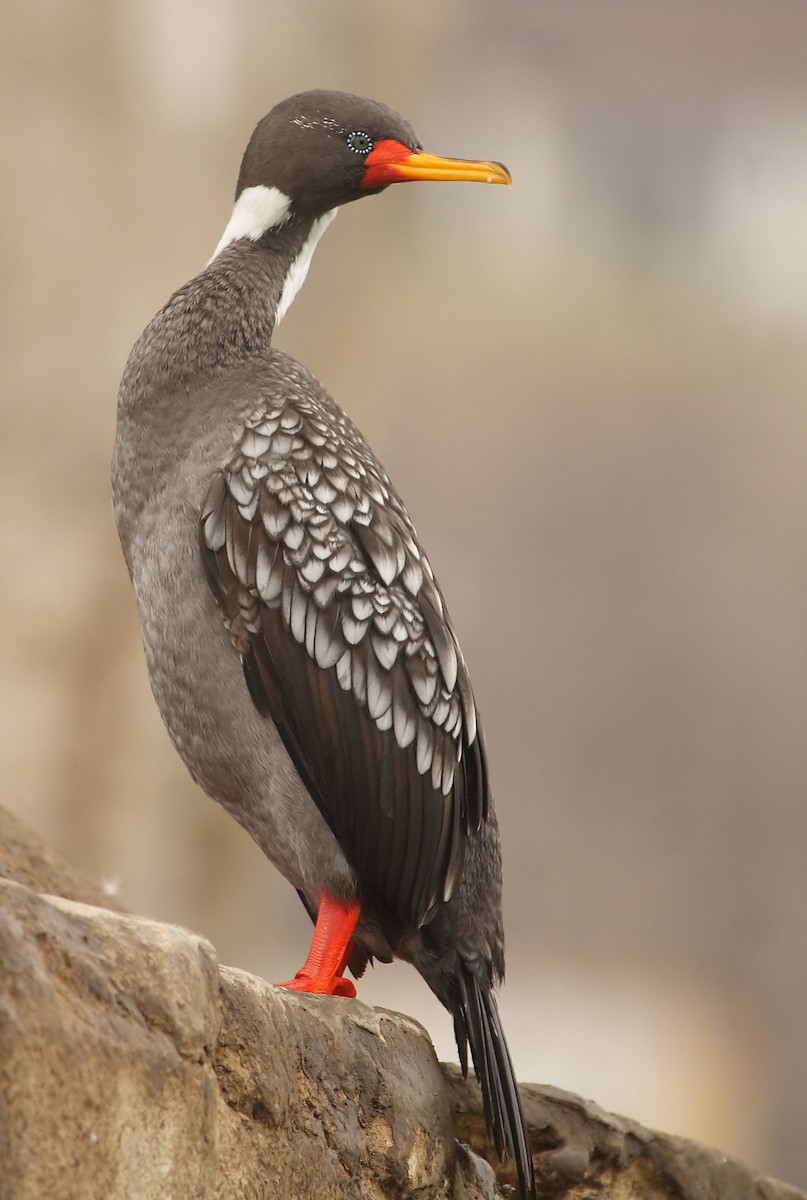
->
[346,131,374,155]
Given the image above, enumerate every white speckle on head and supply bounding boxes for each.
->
[209,184,292,262]
[101,877,121,897]
[275,208,337,326]
[291,114,341,133]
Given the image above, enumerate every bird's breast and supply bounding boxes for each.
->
[113,377,357,900]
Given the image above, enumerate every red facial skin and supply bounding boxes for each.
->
[361,139,417,189]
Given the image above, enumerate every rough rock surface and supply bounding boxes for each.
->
[0,805,124,912]
[0,806,804,1200]
[448,1070,807,1200]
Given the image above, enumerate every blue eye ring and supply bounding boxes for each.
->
[347,130,375,155]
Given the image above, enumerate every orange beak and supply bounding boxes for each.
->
[362,139,512,190]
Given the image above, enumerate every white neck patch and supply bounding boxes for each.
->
[275,208,337,326]
[209,184,292,262]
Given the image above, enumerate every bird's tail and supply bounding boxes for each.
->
[454,962,536,1200]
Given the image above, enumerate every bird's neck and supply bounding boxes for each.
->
[209,188,338,328]
[120,197,336,408]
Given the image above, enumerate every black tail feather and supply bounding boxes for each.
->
[455,963,536,1200]
[453,1009,470,1078]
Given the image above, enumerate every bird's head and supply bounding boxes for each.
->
[208,90,511,320]
[234,89,512,217]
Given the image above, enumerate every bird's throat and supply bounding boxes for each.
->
[274,208,337,325]
[210,184,337,329]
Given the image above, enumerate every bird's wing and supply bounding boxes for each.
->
[199,382,488,928]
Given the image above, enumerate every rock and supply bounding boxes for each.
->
[0,806,804,1200]
[0,875,496,1199]
[446,1068,807,1200]
[0,805,122,912]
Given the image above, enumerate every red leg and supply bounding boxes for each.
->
[277,891,361,998]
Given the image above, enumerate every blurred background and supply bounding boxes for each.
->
[2,0,807,1183]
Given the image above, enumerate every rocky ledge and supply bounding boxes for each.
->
[0,805,802,1200]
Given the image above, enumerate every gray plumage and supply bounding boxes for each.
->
[112,89,533,1199]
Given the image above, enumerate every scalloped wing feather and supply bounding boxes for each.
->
[199,383,487,927]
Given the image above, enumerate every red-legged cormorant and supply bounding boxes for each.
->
[112,89,534,1198]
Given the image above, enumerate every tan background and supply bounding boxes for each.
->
[2,0,807,1183]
